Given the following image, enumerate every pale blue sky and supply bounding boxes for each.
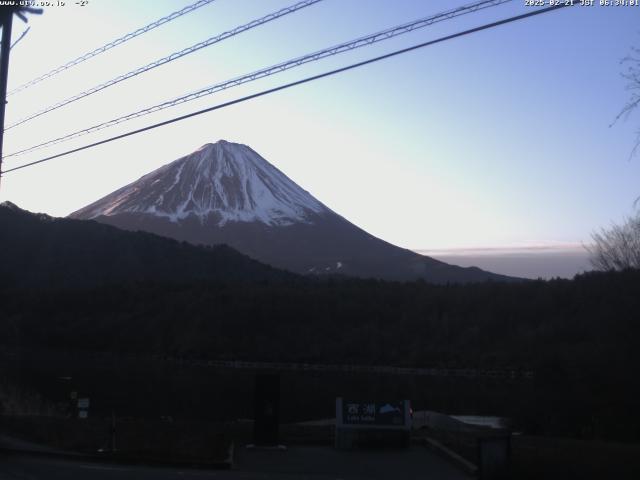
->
[1,0,639,258]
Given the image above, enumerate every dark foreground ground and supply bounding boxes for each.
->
[0,446,467,480]
[4,426,640,479]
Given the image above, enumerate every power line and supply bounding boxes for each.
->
[4,0,513,160]
[1,3,575,176]
[5,0,322,131]
[7,0,217,97]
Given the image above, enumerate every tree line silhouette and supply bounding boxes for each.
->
[1,203,639,440]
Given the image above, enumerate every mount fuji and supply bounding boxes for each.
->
[70,140,513,283]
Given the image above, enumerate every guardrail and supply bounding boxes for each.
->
[190,359,533,379]
[415,411,511,479]
[0,347,533,379]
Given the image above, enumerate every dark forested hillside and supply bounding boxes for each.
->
[1,201,638,373]
[2,269,638,368]
[0,202,294,289]
[1,270,639,438]
[1,202,639,440]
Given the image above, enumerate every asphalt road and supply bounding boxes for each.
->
[0,446,468,480]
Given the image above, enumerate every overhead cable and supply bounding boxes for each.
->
[1,3,576,175]
[4,0,512,159]
[7,0,218,97]
[5,0,322,130]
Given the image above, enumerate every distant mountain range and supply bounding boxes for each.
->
[70,140,515,283]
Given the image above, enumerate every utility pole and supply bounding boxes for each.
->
[0,7,13,188]
[0,5,41,188]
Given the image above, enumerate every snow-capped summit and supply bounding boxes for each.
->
[73,140,327,227]
[70,141,516,283]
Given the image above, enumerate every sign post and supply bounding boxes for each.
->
[252,374,281,446]
[77,397,90,419]
[335,398,411,449]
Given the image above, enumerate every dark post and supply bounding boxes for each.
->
[110,410,117,453]
[477,434,511,480]
[253,373,281,446]
[0,8,13,187]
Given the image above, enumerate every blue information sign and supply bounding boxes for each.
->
[342,400,405,426]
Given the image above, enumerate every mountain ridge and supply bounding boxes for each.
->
[72,140,327,227]
[0,201,294,290]
[70,140,519,284]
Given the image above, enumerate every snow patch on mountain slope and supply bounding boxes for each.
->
[73,140,328,226]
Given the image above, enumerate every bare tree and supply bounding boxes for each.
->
[613,45,640,158]
[588,212,640,270]
[589,45,640,270]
